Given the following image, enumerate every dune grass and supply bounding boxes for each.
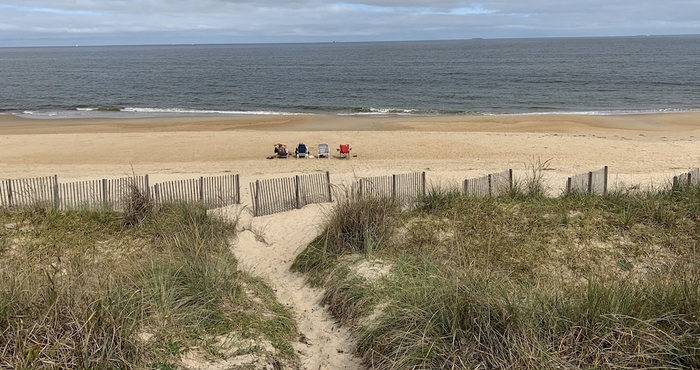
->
[0,202,299,369]
[292,183,700,369]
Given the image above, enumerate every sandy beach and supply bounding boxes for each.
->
[2,112,700,369]
[1,112,699,191]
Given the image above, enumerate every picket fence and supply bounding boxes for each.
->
[250,172,332,216]
[4,166,700,217]
[463,169,513,197]
[0,174,240,211]
[352,172,426,203]
[566,166,608,195]
[673,168,700,187]
[151,174,240,209]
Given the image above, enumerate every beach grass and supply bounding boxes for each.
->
[0,201,299,369]
[292,181,700,368]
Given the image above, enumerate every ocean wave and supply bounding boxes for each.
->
[14,107,311,119]
[121,107,309,116]
[11,106,700,120]
[497,108,700,116]
[22,110,59,117]
[338,107,475,116]
[74,106,123,112]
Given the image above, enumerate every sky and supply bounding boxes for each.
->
[1,0,699,46]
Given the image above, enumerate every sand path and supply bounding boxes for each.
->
[231,204,364,370]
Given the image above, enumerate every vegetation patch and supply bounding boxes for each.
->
[293,184,700,369]
[0,202,299,369]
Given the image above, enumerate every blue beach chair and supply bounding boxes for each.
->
[295,143,309,158]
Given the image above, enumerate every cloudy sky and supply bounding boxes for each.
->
[1,0,699,46]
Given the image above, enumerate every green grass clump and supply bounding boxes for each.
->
[0,203,298,369]
[294,184,700,369]
[291,194,400,285]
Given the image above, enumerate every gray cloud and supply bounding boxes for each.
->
[1,0,699,46]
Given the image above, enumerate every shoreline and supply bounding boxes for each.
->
[2,111,700,135]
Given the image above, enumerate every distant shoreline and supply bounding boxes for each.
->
[5,107,700,121]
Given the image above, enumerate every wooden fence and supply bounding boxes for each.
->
[0,174,240,211]
[150,174,240,209]
[57,176,150,211]
[353,172,426,203]
[463,169,513,197]
[673,168,700,187]
[0,175,58,208]
[566,166,608,195]
[250,172,332,216]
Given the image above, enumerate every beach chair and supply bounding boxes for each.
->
[317,143,330,158]
[276,145,289,158]
[338,144,352,159]
[295,143,309,158]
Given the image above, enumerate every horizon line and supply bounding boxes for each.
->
[1,33,699,49]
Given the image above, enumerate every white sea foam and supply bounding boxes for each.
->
[121,107,309,116]
[491,108,700,117]
[338,107,440,116]
[22,111,58,117]
[13,107,700,120]
[15,107,310,119]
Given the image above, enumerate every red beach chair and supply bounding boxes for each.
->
[337,144,352,159]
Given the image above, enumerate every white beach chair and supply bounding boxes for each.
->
[317,143,330,158]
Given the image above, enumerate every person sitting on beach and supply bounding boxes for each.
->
[274,143,287,154]
[274,143,289,158]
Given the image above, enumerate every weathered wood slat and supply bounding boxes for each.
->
[567,166,608,195]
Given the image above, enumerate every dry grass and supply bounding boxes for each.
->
[0,202,299,369]
[293,181,700,369]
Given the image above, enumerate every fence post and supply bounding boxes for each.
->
[199,176,205,204]
[7,180,13,207]
[325,171,332,202]
[421,172,426,196]
[463,179,468,195]
[144,174,150,200]
[101,179,108,209]
[488,174,493,197]
[688,173,693,187]
[566,177,572,194]
[295,175,301,209]
[235,174,240,204]
[252,180,260,216]
[153,183,160,207]
[603,166,608,195]
[587,171,593,194]
[52,175,60,209]
[392,174,397,200]
[508,169,514,191]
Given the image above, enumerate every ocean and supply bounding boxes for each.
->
[1,36,699,119]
